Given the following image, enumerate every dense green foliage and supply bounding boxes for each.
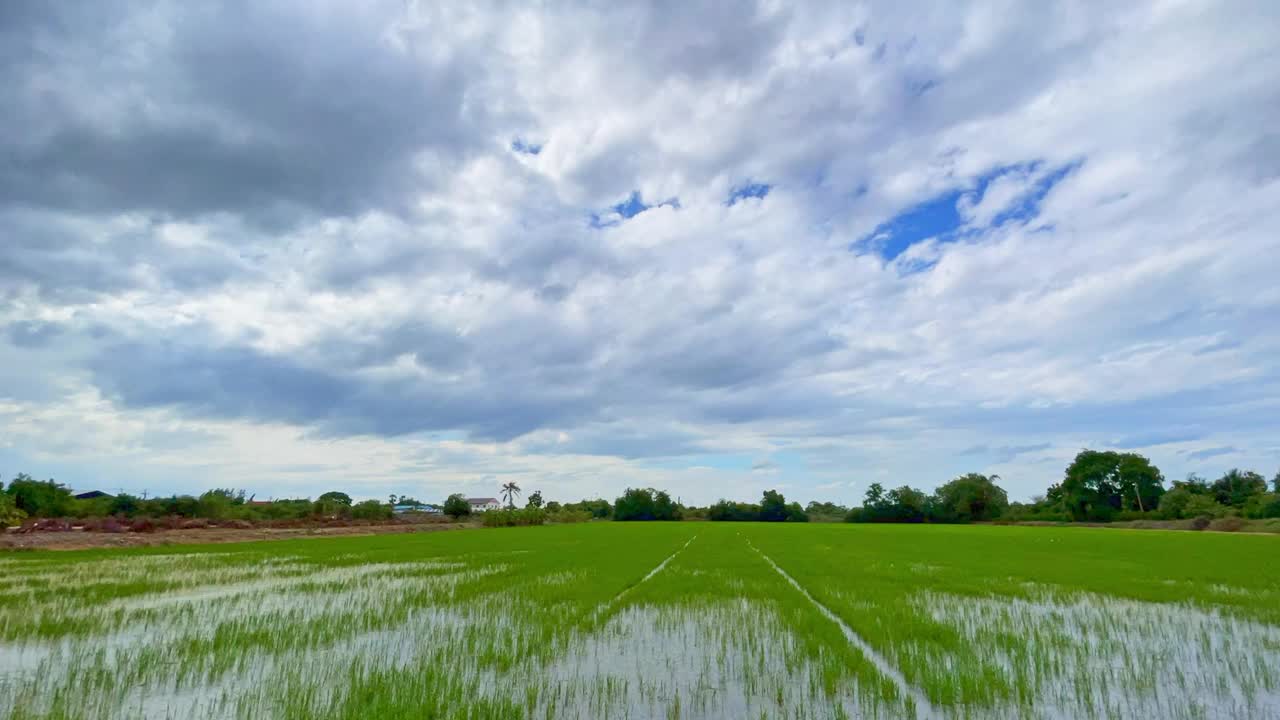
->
[5,450,1277,530]
[1211,469,1268,508]
[4,474,75,518]
[0,482,25,526]
[1052,450,1165,521]
[804,501,849,522]
[350,499,393,521]
[929,474,1009,522]
[317,491,353,506]
[561,498,612,519]
[442,494,471,519]
[845,455,1277,526]
[613,487,681,521]
[480,507,546,527]
[0,474,411,526]
[849,483,930,523]
[708,490,807,522]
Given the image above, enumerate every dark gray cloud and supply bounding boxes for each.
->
[5,321,64,348]
[0,208,256,302]
[88,338,604,442]
[960,443,1052,460]
[0,1,485,224]
[1183,446,1237,462]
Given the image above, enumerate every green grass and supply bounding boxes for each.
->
[1,523,1278,719]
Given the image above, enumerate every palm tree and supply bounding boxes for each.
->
[501,482,522,509]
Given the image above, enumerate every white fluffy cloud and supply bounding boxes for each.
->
[2,0,1278,504]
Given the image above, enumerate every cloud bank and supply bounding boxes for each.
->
[2,0,1278,504]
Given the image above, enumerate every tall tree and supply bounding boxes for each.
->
[653,490,680,520]
[317,491,353,506]
[526,490,543,509]
[864,483,886,510]
[1059,450,1164,521]
[931,473,1009,522]
[5,474,74,518]
[1211,469,1267,508]
[500,482,522,509]
[614,487,657,521]
[759,490,789,522]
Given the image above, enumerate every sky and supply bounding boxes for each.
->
[2,1,1278,506]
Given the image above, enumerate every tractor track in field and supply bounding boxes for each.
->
[593,534,697,620]
[746,538,937,720]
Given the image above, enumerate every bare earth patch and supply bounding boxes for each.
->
[0,522,475,551]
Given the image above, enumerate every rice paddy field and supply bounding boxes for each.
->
[1,523,1278,719]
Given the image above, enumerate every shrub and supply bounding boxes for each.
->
[196,489,246,520]
[351,500,393,521]
[129,518,158,533]
[82,517,128,533]
[546,509,591,524]
[1190,515,1212,531]
[708,500,760,521]
[18,518,73,533]
[805,502,849,522]
[481,508,546,527]
[1208,516,1247,533]
[311,497,353,520]
[1182,494,1230,519]
[1243,493,1280,519]
[563,499,612,519]
[71,496,113,519]
[443,494,471,519]
[155,515,191,530]
[0,491,26,527]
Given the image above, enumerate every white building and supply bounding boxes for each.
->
[467,497,502,512]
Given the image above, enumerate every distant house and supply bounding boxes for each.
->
[467,497,501,512]
[74,490,113,500]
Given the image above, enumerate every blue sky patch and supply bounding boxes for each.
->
[727,181,771,206]
[511,137,542,155]
[861,159,1081,261]
[590,192,678,228]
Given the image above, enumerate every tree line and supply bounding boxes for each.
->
[842,451,1280,525]
[0,477,392,527]
[539,450,1280,527]
[5,450,1279,529]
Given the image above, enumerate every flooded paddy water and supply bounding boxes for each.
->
[1,523,1277,719]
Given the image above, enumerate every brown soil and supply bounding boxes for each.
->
[0,521,479,551]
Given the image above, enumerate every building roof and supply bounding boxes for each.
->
[466,497,500,504]
[74,490,113,500]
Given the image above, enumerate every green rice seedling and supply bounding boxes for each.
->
[1,522,1277,719]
